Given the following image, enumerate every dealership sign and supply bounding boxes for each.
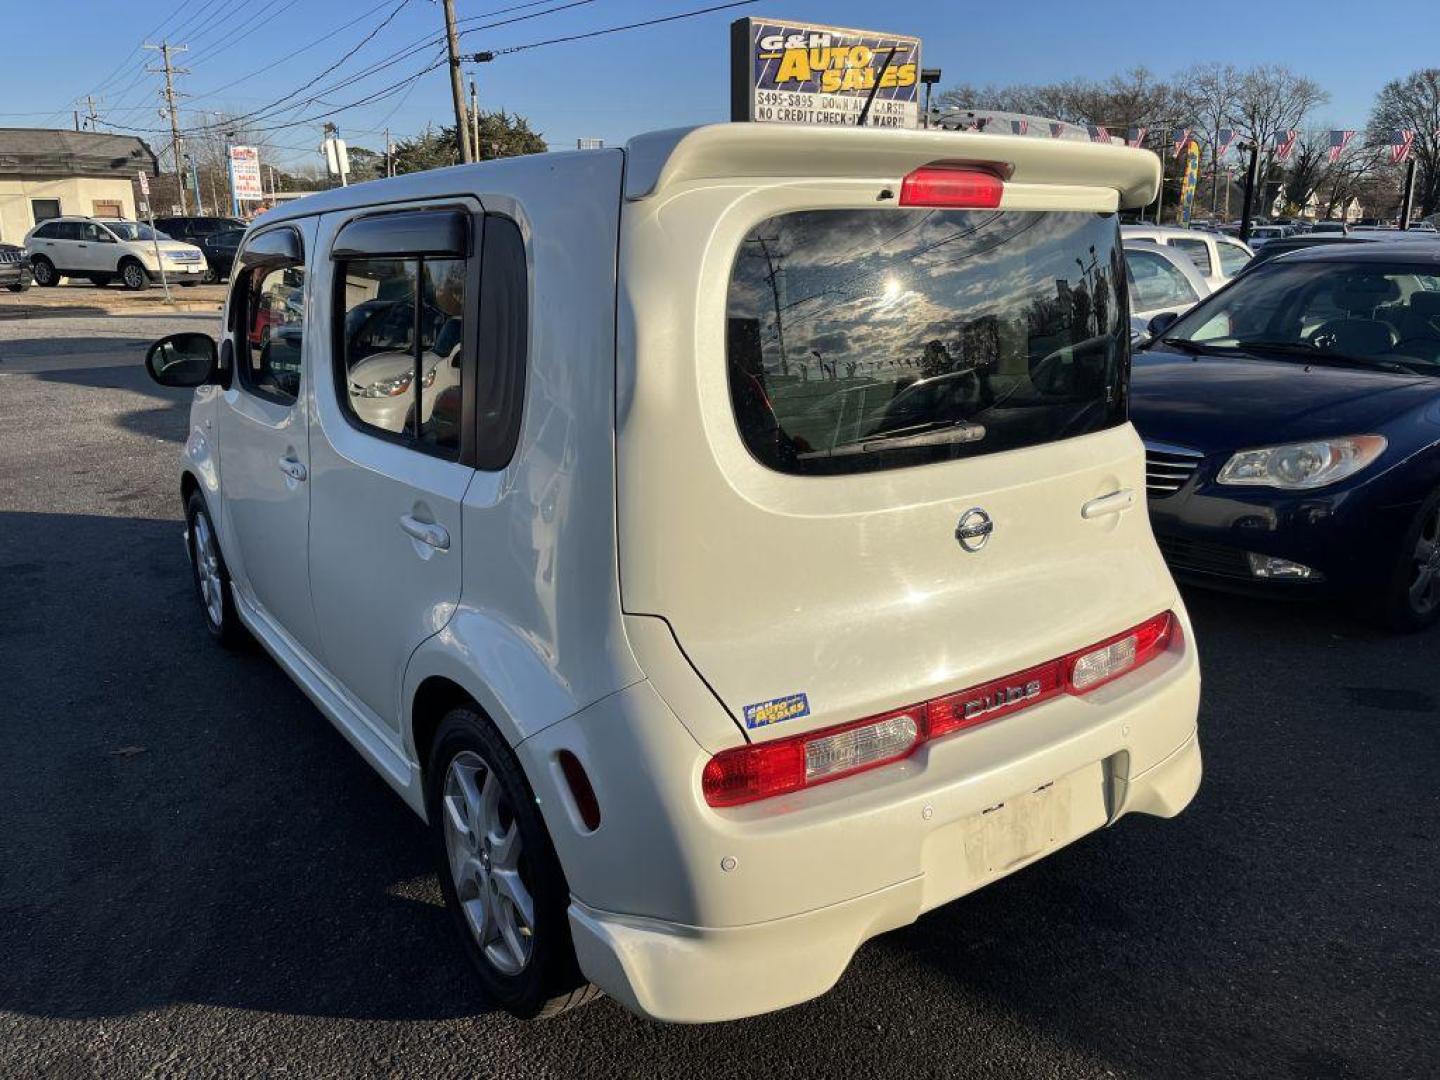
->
[730,18,921,129]
[228,145,264,202]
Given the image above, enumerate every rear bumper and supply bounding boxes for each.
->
[520,617,1202,1022]
[571,730,1200,1023]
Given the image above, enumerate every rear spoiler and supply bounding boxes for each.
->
[623,123,1161,209]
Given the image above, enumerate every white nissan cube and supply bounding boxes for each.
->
[145,123,1201,1023]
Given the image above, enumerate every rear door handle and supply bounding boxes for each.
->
[277,456,307,482]
[399,515,450,551]
[1081,489,1136,519]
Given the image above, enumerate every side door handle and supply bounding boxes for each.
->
[277,456,307,482]
[399,514,450,551]
[1081,489,1136,520]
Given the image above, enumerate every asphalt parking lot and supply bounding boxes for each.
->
[1,307,1438,1079]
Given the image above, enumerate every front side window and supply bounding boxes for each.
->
[103,221,162,242]
[1127,250,1199,310]
[338,255,466,455]
[726,209,1128,475]
[241,263,305,405]
[1168,238,1213,277]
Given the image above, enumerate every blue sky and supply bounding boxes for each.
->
[2,0,1436,168]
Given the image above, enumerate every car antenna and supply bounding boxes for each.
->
[856,45,899,127]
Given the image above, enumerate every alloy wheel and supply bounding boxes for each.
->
[192,511,225,629]
[441,751,535,976]
[1408,502,1440,616]
[33,261,53,285]
[123,264,145,289]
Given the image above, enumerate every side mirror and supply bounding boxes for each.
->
[1147,312,1180,339]
[146,332,219,387]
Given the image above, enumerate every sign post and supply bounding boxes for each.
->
[137,171,172,303]
[730,18,921,129]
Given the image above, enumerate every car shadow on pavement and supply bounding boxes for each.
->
[0,510,501,1024]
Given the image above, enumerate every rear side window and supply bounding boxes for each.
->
[1168,237,1213,277]
[1216,241,1251,277]
[1127,250,1199,310]
[726,209,1128,475]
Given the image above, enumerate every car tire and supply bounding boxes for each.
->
[1373,487,1440,632]
[119,259,149,291]
[426,708,599,1020]
[89,274,112,287]
[202,267,219,285]
[185,491,247,649]
[6,282,28,293]
[31,257,59,287]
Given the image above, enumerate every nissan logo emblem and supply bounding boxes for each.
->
[955,508,993,552]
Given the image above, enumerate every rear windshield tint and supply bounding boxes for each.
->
[726,209,1129,475]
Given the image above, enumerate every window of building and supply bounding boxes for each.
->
[30,200,61,224]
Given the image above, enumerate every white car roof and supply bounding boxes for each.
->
[253,122,1162,228]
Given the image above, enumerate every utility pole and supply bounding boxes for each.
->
[442,0,472,163]
[384,127,393,178]
[145,42,189,214]
[81,95,103,131]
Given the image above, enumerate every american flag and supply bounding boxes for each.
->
[1126,126,1148,148]
[1049,122,1065,139]
[1086,125,1110,143]
[1327,130,1356,163]
[1010,119,1028,136]
[1274,129,1299,162]
[1216,128,1236,159]
[1391,129,1416,164]
[1172,128,1193,157]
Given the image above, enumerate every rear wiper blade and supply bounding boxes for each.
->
[802,419,987,458]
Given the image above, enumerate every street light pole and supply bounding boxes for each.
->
[1400,157,1418,230]
[1238,140,1261,244]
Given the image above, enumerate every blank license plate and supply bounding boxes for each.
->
[959,760,1108,879]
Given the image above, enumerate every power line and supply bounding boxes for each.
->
[475,0,758,57]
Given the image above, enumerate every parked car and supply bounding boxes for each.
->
[1122,224,1253,289]
[152,215,247,245]
[1310,220,1348,234]
[143,124,1201,1023]
[1247,224,1290,248]
[23,216,207,289]
[1124,240,1210,339]
[1132,245,1440,630]
[196,227,244,283]
[1242,230,1440,273]
[0,241,32,291]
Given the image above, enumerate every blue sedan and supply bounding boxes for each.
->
[1130,244,1440,630]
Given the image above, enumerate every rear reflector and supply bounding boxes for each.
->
[702,612,1175,808]
[899,164,1004,209]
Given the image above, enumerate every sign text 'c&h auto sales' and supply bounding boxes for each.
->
[730,18,921,130]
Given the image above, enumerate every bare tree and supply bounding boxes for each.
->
[1185,62,1242,214]
[1228,65,1328,185]
[1367,69,1440,216]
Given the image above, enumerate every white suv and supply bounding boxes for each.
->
[24,216,207,289]
[144,124,1202,1023]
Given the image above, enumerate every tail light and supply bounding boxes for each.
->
[702,612,1175,808]
[899,164,1005,209]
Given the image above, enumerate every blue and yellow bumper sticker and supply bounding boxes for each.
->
[743,693,810,729]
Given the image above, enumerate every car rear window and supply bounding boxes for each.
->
[726,209,1128,475]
